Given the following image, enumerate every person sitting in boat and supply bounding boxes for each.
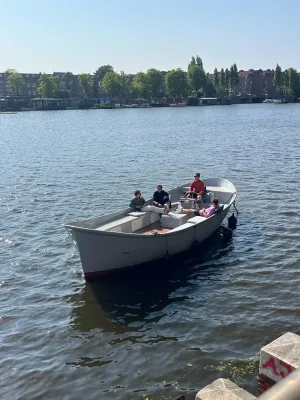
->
[153,185,170,208]
[185,172,205,205]
[130,190,169,214]
[182,198,219,217]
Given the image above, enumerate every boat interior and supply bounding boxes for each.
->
[68,182,235,236]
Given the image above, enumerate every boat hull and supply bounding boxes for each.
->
[65,178,236,279]
[66,205,232,279]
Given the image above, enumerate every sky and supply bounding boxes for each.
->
[1,0,299,74]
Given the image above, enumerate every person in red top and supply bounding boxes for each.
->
[187,172,205,199]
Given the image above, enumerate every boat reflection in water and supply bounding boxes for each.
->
[69,228,235,337]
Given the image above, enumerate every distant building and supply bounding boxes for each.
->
[0,72,39,97]
[23,73,40,97]
[238,70,249,95]
[0,71,82,98]
[244,69,276,97]
[261,69,276,97]
[53,72,81,97]
[206,73,214,83]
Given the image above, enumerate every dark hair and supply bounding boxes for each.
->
[135,190,141,196]
[157,185,162,189]
[212,198,219,206]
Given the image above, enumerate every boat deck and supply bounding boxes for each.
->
[135,221,171,235]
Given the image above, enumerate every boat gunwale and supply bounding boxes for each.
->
[64,192,236,238]
[64,178,236,231]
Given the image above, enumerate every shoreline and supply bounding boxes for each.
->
[1,101,299,113]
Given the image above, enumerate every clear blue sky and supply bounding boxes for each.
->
[1,0,299,74]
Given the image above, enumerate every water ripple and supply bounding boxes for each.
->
[1,105,300,399]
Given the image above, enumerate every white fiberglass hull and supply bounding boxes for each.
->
[65,178,236,279]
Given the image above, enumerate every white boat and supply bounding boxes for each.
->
[263,99,275,103]
[273,99,287,104]
[263,99,287,104]
[170,103,187,107]
[64,177,237,279]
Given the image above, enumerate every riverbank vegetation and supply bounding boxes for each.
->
[3,58,300,100]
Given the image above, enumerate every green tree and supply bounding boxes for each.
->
[165,68,188,97]
[61,72,74,97]
[94,65,114,82]
[204,80,216,97]
[78,73,93,97]
[102,71,122,98]
[146,68,164,98]
[196,55,203,69]
[224,68,230,95]
[37,73,59,98]
[273,64,283,93]
[228,64,240,95]
[6,72,26,95]
[229,65,235,94]
[232,63,239,95]
[132,72,150,98]
[93,65,114,96]
[219,68,226,96]
[287,68,300,97]
[281,69,289,95]
[52,89,69,98]
[4,69,17,74]
[119,71,131,100]
[213,68,220,95]
[188,56,196,69]
[187,65,206,94]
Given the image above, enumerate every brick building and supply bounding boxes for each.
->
[244,69,276,97]
[0,72,81,98]
[0,72,40,97]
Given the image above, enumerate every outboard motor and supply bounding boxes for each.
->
[228,212,237,230]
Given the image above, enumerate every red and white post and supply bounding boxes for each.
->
[259,332,300,395]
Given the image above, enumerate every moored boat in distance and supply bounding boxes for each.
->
[263,99,275,103]
[263,98,288,104]
[170,102,187,107]
[64,177,237,279]
[273,99,287,104]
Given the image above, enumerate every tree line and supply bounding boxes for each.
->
[3,59,300,100]
[273,64,300,97]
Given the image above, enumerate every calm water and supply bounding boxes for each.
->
[1,104,300,400]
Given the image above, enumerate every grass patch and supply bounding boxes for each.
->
[205,358,259,384]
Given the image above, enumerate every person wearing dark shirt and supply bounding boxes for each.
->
[153,185,170,208]
[130,190,169,214]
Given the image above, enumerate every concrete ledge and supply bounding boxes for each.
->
[260,332,300,384]
[195,378,256,400]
